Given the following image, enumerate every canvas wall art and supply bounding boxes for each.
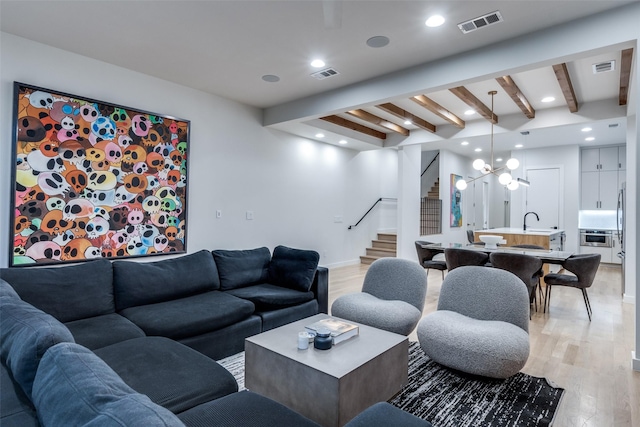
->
[450,174,462,227]
[10,82,190,266]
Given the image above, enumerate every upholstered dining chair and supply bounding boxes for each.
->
[543,253,601,321]
[416,266,530,379]
[331,258,427,335]
[415,241,447,279]
[466,230,484,245]
[510,244,546,302]
[489,252,543,314]
[444,248,489,271]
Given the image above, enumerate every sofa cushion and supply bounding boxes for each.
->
[113,250,220,311]
[177,390,320,427]
[65,313,146,350]
[268,245,320,292]
[1,363,39,427]
[257,300,319,332]
[0,298,75,398]
[0,279,20,299]
[0,258,114,322]
[95,337,238,414]
[32,342,184,427]
[213,247,270,290]
[226,284,314,310]
[119,291,255,339]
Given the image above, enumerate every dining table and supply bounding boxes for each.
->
[418,242,574,265]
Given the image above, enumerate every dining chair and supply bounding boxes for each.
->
[543,253,601,321]
[510,244,545,302]
[444,248,489,271]
[466,230,484,245]
[489,252,543,314]
[415,241,447,279]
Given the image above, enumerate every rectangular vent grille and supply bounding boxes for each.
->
[311,67,340,80]
[458,11,503,34]
[592,60,615,74]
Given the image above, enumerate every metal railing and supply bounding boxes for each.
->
[348,198,397,230]
[420,197,442,235]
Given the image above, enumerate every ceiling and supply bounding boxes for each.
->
[1,1,636,157]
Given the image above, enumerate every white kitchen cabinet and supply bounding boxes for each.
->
[618,146,626,170]
[579,241,621,264]
[581,146,622,172]
[581,170,618,210]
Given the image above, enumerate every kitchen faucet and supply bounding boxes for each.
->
[523,211,539,231]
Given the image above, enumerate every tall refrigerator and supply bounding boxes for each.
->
[617,182,626,296]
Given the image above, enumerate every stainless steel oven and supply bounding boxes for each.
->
[579,230,613,248]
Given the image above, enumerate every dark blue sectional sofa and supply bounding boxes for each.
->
[1,247,430,426]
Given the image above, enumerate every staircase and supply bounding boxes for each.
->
[360,232,397,265]
[427,178,439,199]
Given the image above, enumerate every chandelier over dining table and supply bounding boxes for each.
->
[455,90,528,191]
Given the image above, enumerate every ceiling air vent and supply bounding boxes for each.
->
[311,67,340,80]
[458,11,503,34]
[592,60,615,74]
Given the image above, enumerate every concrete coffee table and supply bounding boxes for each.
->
[245,314,408,427]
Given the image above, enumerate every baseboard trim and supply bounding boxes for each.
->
[622,294,636,304]
[632,351,640,372]
[325,259,362,269]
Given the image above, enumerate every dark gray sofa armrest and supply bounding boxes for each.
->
[310,267,329,314]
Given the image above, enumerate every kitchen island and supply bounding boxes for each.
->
[474,228,564,250]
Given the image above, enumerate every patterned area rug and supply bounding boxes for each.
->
[218,341,564,427]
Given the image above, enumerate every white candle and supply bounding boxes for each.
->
[298,332,309,350]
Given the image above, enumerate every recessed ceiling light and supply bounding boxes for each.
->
[474,148,482,152]
[261,74,280,83]
[464,110,476,116]
[404,120,412,125]
[581,127,592,132]
[496,158,503,162]
[541,96,555,103]
[585,137,595,141]
[311,59,326,68]
[515,144,524,148]
[366,36,390,48]
[315,133,325,138]
[461,141,469,146]
[339,140,348,145]
[425,15,445,27]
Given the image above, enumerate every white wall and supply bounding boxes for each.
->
[420,150,439,198]
[0,33,397,268]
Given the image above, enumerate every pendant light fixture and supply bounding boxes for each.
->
[456,91,523,191]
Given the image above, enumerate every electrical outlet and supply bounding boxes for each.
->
[246,211,254,220]
[216,210,222,218]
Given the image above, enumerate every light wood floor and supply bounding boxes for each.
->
[328,263,639,427]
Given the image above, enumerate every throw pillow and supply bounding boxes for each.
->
[212,247,271,291]
[268,245,319,292]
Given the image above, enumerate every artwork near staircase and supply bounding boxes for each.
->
[450,174,462,227]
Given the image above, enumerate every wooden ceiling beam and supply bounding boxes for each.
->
[319,115,387,139]
[552,63,579,113]
[449,86,498,123]
[375,103,436,133]
[411,95,465,128]
[346,109,410,136]
[496,75,535,119]
[619,48,633,106]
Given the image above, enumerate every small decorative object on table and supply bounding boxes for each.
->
[313,328,333,350]
[306,317,359,345]
[478,235,503,249]
[298,332,310,350]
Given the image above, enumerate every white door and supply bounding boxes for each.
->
[525,168,560,229]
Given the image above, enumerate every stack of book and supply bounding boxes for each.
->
[305,318,359,345]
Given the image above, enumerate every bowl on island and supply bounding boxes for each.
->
[478,235,503,249]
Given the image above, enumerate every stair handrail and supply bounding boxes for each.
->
[421,153,439,177]
[348,197,397,230]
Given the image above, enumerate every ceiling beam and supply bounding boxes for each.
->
[552,63,578,113]
[495,76,536,119]
[346,109,410,136]
[319,115,387,139]
[375,103,436,133]
[411,95,465,128]
[619,48,633,106]
[449,87,498,123]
